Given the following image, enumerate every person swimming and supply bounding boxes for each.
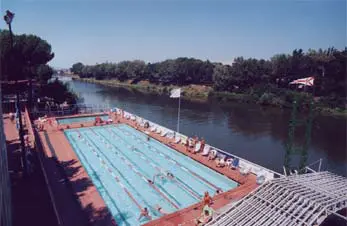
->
[138,207,152,221]
[166,172,174,179]
[153,204,169,215]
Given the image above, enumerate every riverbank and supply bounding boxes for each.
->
[72,77,346,117]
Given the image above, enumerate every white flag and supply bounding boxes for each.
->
[170,88,181,98]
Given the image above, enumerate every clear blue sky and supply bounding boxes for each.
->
[1,0,346,68]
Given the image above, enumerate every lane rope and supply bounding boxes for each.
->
[88,128,180,209]
[105,127,201,200]
[75,130,143,211]
[114,125,222,191]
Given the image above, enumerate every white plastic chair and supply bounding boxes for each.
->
[194,142,201,153]
[201,146,210,156]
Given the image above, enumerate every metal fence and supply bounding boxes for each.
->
[0,90,12,226]
[117,107,282,181]
[32,103,111,118]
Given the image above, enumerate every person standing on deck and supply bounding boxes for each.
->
[202,191,213,207]
[200,138,205,152]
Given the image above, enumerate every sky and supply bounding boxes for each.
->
[1,0,346,68]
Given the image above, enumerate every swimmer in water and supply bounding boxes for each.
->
[153,204,169,215]
[166,172,174,179]
[138,207,152,221]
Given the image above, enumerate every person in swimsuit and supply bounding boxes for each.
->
[195,208,213,226]
[202,191,213,207]
[215,188,223,195]
[138,207,152,221]
[166,172,174,179]
[153,204,169,215]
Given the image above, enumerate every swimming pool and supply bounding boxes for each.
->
[64,124,238,225]
[57,115,109,125]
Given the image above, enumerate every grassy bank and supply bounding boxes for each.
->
[73,77,346,117]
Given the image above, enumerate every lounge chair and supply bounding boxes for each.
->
[166,132,174,139]
[256,175,266,184]
[240,167,251,175]
[161,130,168,137]
[130,115,136,121]
[150,126,157,132]
[231,158,240,170]
[174,137,181,144]
[156,128,161,134]
[194,142,201,153]
[201,146,210,156]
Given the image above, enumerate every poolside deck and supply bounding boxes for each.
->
[36,113,258,226]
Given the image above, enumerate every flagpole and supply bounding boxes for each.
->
[177,95,181,133]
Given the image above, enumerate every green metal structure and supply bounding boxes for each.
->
[284,91,315,174]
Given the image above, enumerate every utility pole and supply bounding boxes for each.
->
[4,10,27,176]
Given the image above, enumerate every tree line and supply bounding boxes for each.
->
[71,48,346,110]
[0,30,77,104]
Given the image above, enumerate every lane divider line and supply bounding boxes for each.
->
[106,127,201,200]
[88,128,180,209]
[114,125,222,191]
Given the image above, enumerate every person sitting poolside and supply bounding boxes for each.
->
[215,157,226,168]
[195,206,213,226]
[199,138,205,152]
[138,207,152,221]
[208,151,217,161]
[153,204,169,215]
[185,139,190,152]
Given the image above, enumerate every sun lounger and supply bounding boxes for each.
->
[201,146,210,156]
[240,167,251,175]
[150,126,157,132]
[156,128,161,134]
[130,115,136,121]
[231,158,240,170]
[174,137,181,144]
[166,132,174,139]
[256,174,266,184]
[161,130,168,137]
[194,142,201,153]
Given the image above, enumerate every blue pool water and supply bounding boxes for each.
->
[57,115,109,124]
[64,124,238,225]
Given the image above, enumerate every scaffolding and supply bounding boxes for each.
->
[208,171,347,226]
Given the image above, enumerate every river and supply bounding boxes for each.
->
[61,76,346,177]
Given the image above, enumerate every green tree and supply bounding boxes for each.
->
[71,62,84,75]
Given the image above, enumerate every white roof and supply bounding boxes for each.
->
[208,171,347,226]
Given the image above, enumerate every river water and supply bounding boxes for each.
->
[62,76,346,177]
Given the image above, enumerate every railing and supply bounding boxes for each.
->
[32,103,111,118]
[116,107,282,181]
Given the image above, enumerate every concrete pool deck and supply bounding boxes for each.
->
[35,113,258,226]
